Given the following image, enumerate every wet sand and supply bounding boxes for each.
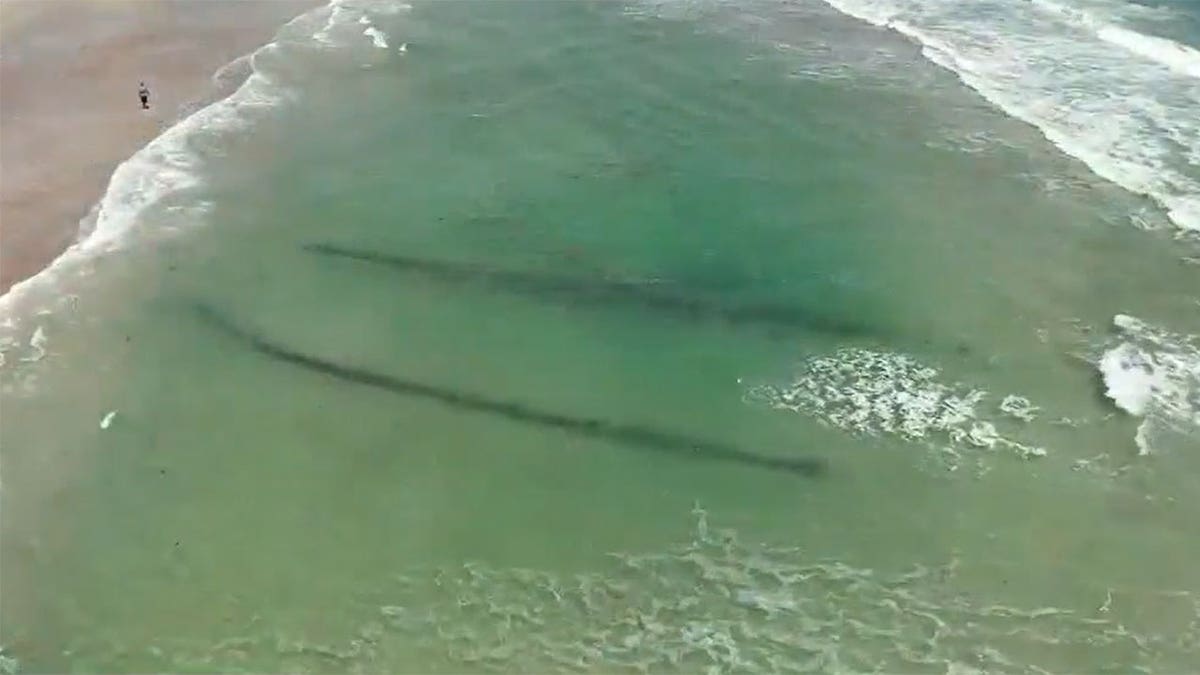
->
[0,0,320,295]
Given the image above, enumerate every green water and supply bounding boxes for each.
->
[2,0,1199,672]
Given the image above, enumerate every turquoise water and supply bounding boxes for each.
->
[2,0,1199,672]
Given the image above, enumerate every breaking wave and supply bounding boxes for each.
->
[1100,314,1200,455]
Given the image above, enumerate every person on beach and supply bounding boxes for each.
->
[138,82,150,109]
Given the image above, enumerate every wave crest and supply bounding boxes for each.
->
[820,0,1200,234]
[1100,314,1200,455]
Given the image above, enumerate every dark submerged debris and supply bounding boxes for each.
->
[303,243,875,338]
[192,302,825,478]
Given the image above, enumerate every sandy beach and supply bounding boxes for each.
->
[0,0,320,295]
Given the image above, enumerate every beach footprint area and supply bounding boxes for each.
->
[2,0,1199,672]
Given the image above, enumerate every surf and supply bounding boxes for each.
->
[817,0,1200,233]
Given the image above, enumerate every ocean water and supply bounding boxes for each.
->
[2,0,1199,672]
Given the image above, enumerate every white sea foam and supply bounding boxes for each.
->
[1029,0,1200,79]
[745,348,1046,460]
[819,0,1200,233]
[1100,314,1200,454]
[314,0,404,49]
[1101,343,1161,417]
[371,0,412,14]
[314,1,355,46]
[0,647,18,675]
[364,26,390,49]
[999,394,1040,422]
[19,327,47,363]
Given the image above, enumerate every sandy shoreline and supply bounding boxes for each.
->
[0,0,321,296]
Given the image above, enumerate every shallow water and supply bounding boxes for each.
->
[2,0,1199,672]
